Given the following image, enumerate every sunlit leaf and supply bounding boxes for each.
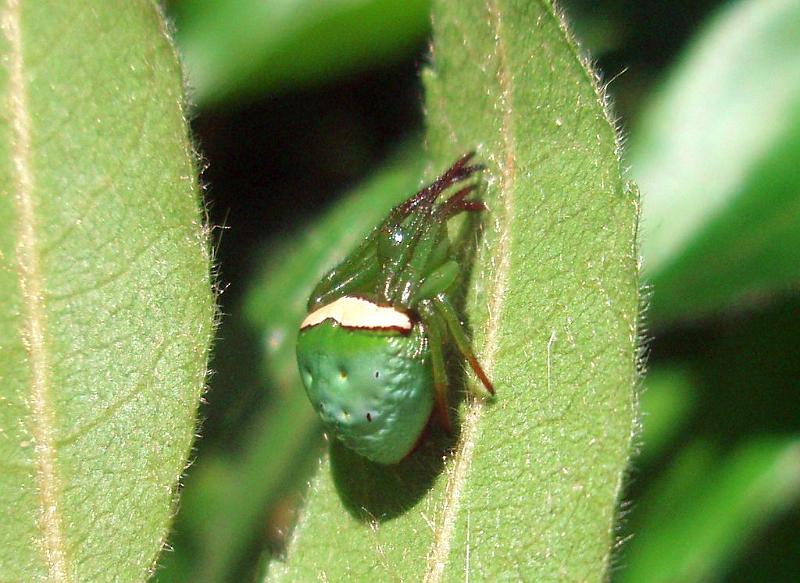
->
[0,2,213,579]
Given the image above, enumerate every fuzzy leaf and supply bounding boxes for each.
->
[0,2,214,580]
[270,0,640,580]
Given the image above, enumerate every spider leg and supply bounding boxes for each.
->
[432,293,495,396]
[396,152,483,216]
[380,154,485,305]
[439,185,487,219]
[308,254,380,310]
[454,200,487,213]
[419,301,452,433]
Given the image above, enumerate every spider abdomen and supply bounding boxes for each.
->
[296,316,433,464]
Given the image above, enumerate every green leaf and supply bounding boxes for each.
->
[617,438,800,583]
[0,2,213,580]
[632,0,800,324]
[173,0,431,106]
[618,296,800,582]
[169,393,319,583]
[270,1,640,580]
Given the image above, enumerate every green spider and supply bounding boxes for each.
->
[296,153,494,464]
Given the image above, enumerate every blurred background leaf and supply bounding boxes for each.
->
[170,0,431,107]
[631,0,800,324]
[618,437,800,583]
[617,295,800,582]
[612,0,800,580]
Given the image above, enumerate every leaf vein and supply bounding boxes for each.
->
[424,1,516,580]
[2,0,70,579]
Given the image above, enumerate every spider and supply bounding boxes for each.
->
[296,152,494,464]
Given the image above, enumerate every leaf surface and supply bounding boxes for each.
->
[0,2,213,579]
[270,1,640,581]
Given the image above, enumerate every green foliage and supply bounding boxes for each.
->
[632,0,800,324]
[635,366,695,463]
[611,1,800,579]
[0,1,213,580]
[2,0,790,579]
[155,0,800,579]
[619,437,800,583]
[617,295,800,582]
[173,0,431,106]
[270,0,640,580]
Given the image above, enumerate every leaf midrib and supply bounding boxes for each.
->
[422,1,516,580]
[3,0,69,579]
